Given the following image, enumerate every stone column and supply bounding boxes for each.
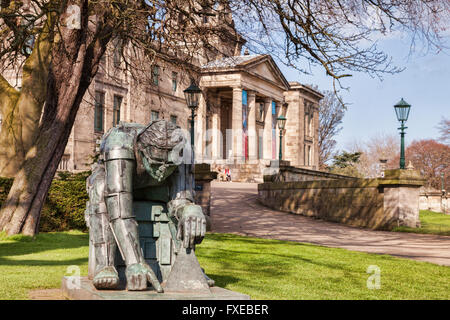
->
[232,87,243,161]
[247,91,257,161]
[196,90,207,163]
[211,111,221,160]
[263,98,273,160]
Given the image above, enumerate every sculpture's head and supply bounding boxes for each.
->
[136,119,186,181]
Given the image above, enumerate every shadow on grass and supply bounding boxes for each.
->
[206,274,241,288]
[0,257,88,267]
[200,233,371,285]
[0,231,89,260]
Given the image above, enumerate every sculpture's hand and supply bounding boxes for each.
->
[176,204,206,248]
[125,262,163,292]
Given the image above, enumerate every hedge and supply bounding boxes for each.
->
[0,171,90,232]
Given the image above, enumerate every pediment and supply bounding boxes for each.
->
[201,54,290,90]
[240,56,290,90]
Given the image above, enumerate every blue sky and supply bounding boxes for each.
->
[277,35,450,152]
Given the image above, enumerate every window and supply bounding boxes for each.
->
[304,144,307,165]
[94,91,105,132]
[151,110,159,121]
[170,115,177,125]
[152,65,160,86]
[303,144,312,166]
[113,42,122,68]
[305,103,314,137]
[258,103,265,122]
[172,72,178,92]
[308,146,312,166]
[113,95,122,126]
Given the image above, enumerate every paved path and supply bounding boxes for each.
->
[210,182,450,266]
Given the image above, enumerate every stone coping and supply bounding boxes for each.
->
[194,163,218,181]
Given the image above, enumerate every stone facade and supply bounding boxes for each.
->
[1,11,322,183]
[60,48,322,182]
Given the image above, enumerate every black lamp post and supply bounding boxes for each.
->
[394,98,411,169]
[277,115,287,161]
[183,81,202,151]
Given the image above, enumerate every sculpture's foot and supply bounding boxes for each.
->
[93,266,119,290]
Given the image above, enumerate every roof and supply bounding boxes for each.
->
[201,54,264,69]
[288,81,324,100]
[201,54,290,90]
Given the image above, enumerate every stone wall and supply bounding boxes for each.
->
[258,169,425,230]
[263,160,356,182]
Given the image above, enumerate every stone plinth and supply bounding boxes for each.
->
[61,277,250,300]
[380,169,425,228]
[194,163,218,230]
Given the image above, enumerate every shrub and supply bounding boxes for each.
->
[0,173,89,232]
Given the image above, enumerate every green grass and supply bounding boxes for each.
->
[0,231,449,299]
[0,230,89,300]
[393,210,450,236]
[197,234,450,300]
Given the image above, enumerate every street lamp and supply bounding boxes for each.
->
[183,81,202,149]
[394,98,411,169]
[442,172,446,195]
[277,115,287,161]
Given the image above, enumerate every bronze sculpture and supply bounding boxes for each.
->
[84,120,209,292]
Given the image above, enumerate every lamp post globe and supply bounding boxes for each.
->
[277,115,287,161]
[183,81,202,150]
[394,98,411,169]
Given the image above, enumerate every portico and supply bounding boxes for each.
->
[197,54,322,182]
[197,55,288,179]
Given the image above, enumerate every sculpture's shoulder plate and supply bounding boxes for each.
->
[100,123,146,161]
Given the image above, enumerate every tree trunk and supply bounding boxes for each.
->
[0,3,112,236]
[0,15,53,178]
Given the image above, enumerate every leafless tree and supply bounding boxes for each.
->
[317,90,345,169]
[347,133,399,178]
[437,117,450,145]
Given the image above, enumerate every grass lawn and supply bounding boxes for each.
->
[0,231,449,300]
[0,231,89,300]
[393,210,450,236]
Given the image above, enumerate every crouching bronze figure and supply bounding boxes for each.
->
[84,120,212,292]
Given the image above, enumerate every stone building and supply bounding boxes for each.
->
[1,6,323,183]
